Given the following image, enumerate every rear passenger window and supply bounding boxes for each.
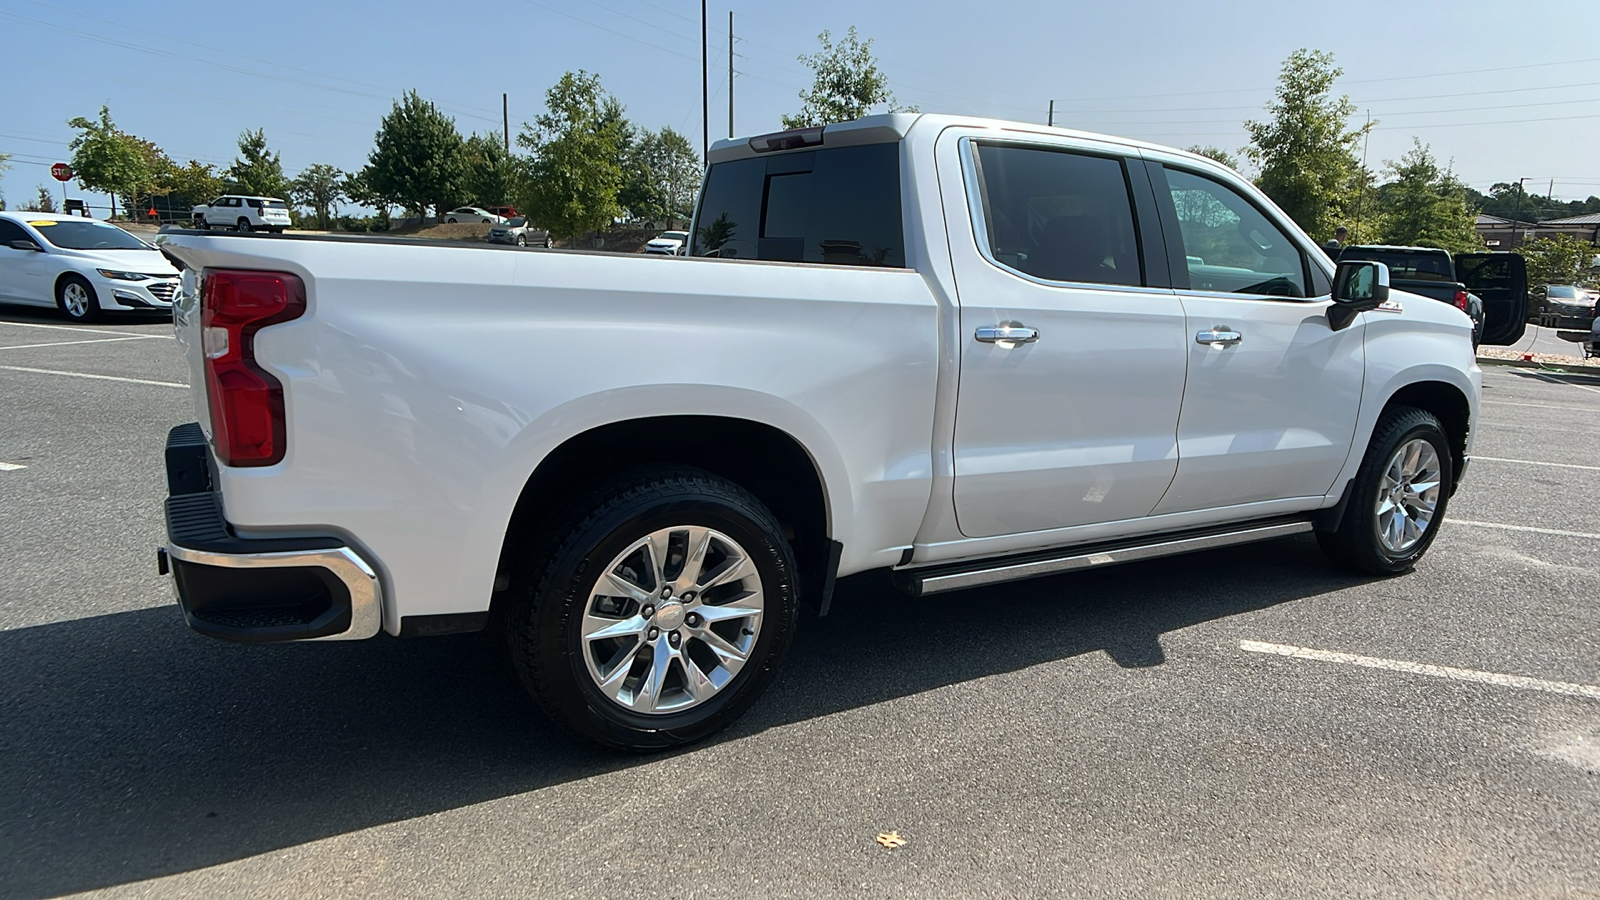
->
[1163,167,1310,297]
[691,143,904,267]
[970,143,1144,287]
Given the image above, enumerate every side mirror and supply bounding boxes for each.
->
[9,239,43,252]
[1329,260,1389,330]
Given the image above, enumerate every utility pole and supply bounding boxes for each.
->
[728,11,735,139]
[1047,100,1053,127]
[502,93,509,154]
[1354,109,1371,236]
[701,0,708,159]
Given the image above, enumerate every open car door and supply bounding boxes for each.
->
[1455,252,1527,345]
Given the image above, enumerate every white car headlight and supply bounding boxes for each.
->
[96,269,151,281]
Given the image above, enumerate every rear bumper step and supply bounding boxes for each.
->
[161,423,382,643]
[895,517,1315,597]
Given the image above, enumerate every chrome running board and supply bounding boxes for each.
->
[895,518,1315,597]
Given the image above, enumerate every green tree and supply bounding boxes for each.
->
[361,90,466,220]
[290,164,345,230]
[1186,145,1240,170]
[619,126,700,226]
[460,132,522,209]
[224,129,290,198]
[1473,183,1600,222]
[67,106,162,219]
[159,160,223,211]
[23,186,59,213]
[1373,140,1481,252]
[343,169,395,226]
[782,27,915,128]
[1517,235,1599,292]
[1244,49,1370,241]
[517,71,627,241]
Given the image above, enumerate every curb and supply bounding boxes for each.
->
[1476,356,1600,380]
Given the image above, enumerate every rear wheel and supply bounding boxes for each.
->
[507,467,798,751]
[56,274,101,322]
[1318,406,1453,575]
[235,218,252,233]
[446,217,458,224]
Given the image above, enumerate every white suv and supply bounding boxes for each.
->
[192,196,292,233]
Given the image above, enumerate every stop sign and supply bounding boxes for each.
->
[50,162,73,182]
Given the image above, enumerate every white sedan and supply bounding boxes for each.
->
[444,207,505,224]
[0,212,181,322]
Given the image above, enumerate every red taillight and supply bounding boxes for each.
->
[1453,290,1469,312]
[200,269,305,467]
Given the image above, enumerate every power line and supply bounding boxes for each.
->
[25,0,503,121]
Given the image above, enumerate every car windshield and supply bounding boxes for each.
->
[507,217,527,226]
[1548,285,1576,299]
[660,232,688,242]
[28,220,151,251]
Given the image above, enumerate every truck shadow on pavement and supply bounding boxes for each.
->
[0,535,1365,897]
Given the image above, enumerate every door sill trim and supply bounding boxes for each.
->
[894,516,1314,596]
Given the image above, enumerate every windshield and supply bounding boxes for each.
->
[1548,285,1577,299]
[507,217,527,226]
[660,232,688,242]
[29,220,151,251]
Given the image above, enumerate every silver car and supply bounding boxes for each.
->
[486,217,552,248]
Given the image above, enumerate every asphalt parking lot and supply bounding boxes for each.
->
[1,309,1597,899]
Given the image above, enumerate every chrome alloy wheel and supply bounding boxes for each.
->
[1375,437,1442,554]
[61,281,93,318]
[580,525,764,714]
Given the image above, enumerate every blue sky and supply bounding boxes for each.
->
[3,0,1598,213]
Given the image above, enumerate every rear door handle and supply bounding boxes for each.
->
[1195,328,1242,346]
[975,323,1040,345]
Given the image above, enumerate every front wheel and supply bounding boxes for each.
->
[56,275,101,322]
[1318,406,1453,575]
[507,468,798,751]
[193,215,206,230]
[516,235,527,247]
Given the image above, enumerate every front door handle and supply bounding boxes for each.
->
[975,323,1040,345]
[1195,327,1242,346]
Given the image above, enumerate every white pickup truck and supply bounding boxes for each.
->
[156,114,1480,750]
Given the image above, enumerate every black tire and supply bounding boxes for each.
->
[55,274,101,323]
[193,215,206,230]
[1317,406,1454,575]
[544,237,552,249]
[507,467,798,751]
[446,217,458,224]
[235,218,251,233]
[516,235,527,247]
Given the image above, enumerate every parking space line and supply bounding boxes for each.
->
[1480,399,1600,413]
[0,337,157,352]
[1532,372,1600,396]
[1473,456,1600,472]
[0,365,186,388]
[1447,519,1600,540]
[0,462,26,471]
[0,321,172,339]
[1241,640,1600,700]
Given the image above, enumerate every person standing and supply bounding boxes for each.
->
[1323,225,1348,259]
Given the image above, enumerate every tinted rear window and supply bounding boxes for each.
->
[1339,249,1453,281]
[691,142,904,267]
